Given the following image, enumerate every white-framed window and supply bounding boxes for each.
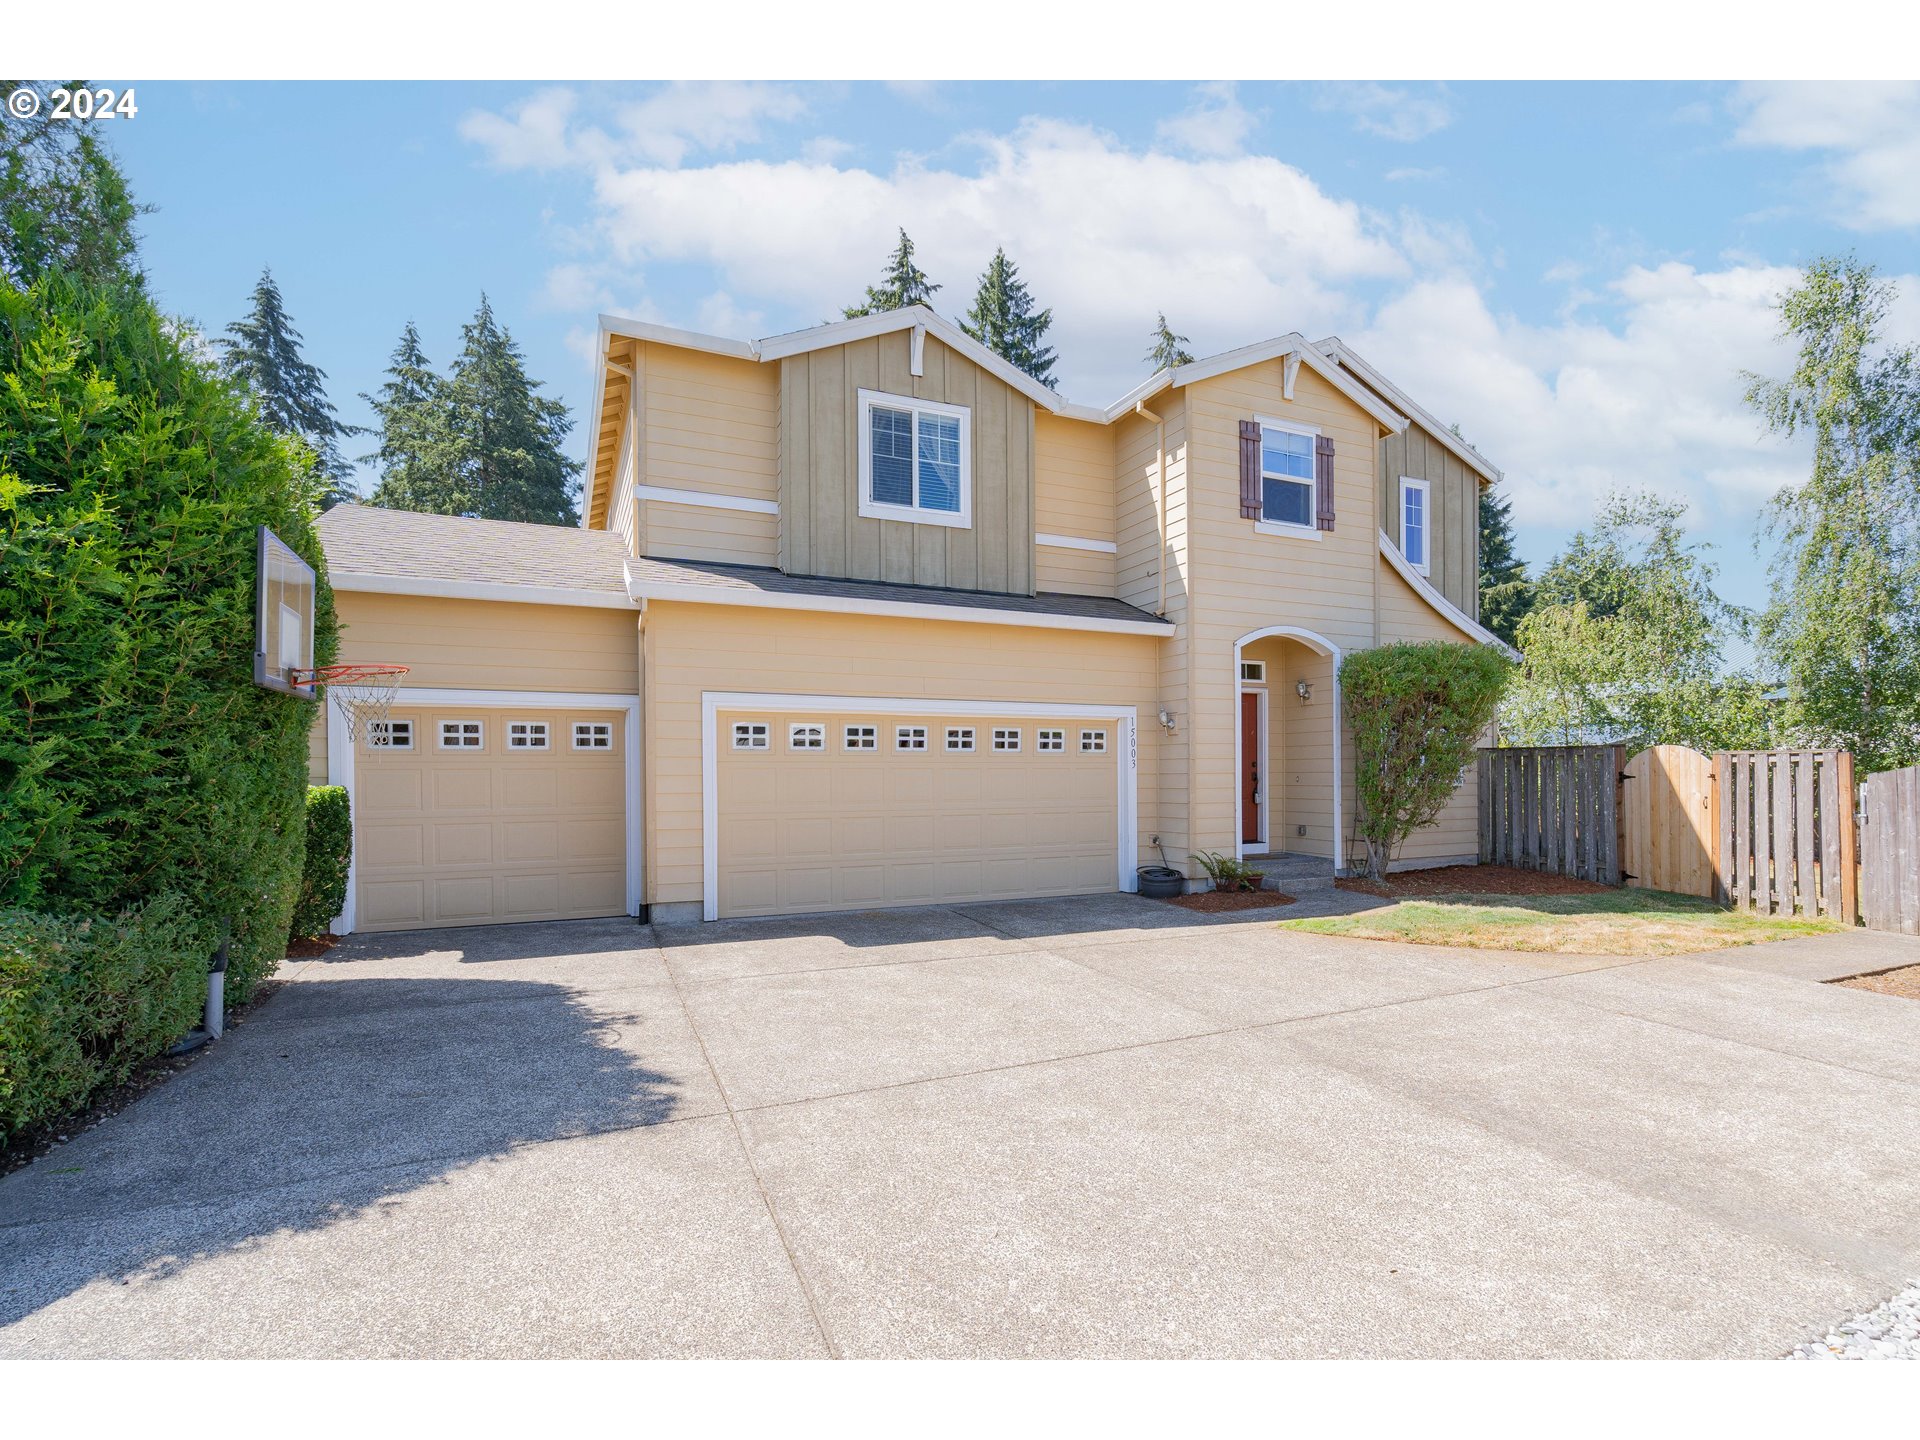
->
[367,718,413,750]
[1256,416,1319,539]
[507,720,550,751]
[1239,660,1266,684]
[732,722,770,751]
[844,724,878,751]
[439,719,483,750]
[945,726,975,752]
[789,722,825,750]
[896,725,928,751]
[572,721,613,750]
[856,388,972,529]
[992,727,1022,752]
[1399,476,1431,574]
[1080,728,1108,754]
[1037,728,1065,751]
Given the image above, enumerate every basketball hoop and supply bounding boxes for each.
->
[293,663,410,744]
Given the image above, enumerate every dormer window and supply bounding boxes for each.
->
[857,388,971,529]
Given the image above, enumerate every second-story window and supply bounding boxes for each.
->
[857,388,971,528]
[1399,477,1431,574]
[1259,418,1318,532]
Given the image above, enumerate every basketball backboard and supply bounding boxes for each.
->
[254,525,316,697]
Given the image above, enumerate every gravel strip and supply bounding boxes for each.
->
[1788,1283,1920,1359]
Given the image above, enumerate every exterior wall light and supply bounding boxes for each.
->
[1295,679,1313,704]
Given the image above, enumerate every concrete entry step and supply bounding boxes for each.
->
[1244,852,1337,893]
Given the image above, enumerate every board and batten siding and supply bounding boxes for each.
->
[1379,419,1481,619]
[779,332,1035,594]
[635,343,780,567]
[1033,413,1117,596]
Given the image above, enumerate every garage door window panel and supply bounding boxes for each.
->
[440,719,484,750]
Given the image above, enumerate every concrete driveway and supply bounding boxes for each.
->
[4,894,1919,1359]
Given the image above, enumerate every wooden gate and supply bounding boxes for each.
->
[1717,749,1857,922]
[1619,745,1717,897]
[1861,763,1920,934]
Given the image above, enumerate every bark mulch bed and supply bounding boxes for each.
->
[1336,863,1613,900]
[1833,963,1920,1002]
[1160,888,1297,912]
[285,933,343,960]
[0,979,284,1180]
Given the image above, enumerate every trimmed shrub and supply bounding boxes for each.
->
[0,896,209,1139]
[1341,641,1512,880]
[292,786,351,939]
[0,271,337,1006]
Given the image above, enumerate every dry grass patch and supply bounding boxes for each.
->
[1282,888,1838,956]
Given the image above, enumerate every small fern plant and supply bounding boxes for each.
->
[1189,850,1263,892]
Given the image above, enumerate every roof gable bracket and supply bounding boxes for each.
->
[910,323,926,377]
[1282,353,1301,401]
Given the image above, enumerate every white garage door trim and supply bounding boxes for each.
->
[328,686,641,935]
[700,691,1139,922]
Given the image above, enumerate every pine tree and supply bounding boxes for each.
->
[1145,312,1194,371]
[362,321,457,514]
[441,294,581,525]
[844,228,940,318]
[222,267,359,508]
[960,248,1057,386]
[1477,484,1535,647]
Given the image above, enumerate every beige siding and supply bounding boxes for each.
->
[1375,556,1481,864]
[642,501,779,567]
[608,419,638,556]
[779,332,1034,593]
[637,344,779,567]
[1035,543,1116,597]
[642,602,1160,909]
[1380,420,1480,619]
[1034,413,1116,595]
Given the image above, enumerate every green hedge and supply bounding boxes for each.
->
[0,896,210,1139]
[0,272,337,1006]
[292,786,351,940]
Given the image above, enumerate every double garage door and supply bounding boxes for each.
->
[355,705,627,932]
[715,709,1122,919]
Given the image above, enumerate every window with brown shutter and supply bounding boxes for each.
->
[1314,435,1336,532]
[1238,419,1262,519]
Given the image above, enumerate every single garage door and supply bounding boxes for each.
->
[355,705,627,931]
[716,709,1121,919]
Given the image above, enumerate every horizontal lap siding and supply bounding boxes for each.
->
[1376,557,1480,863]
[643,602,1161,906]
[1380,421,1479,619]
[640,346,780,566]
[1034,414,1117,595]
[642,502,780,567]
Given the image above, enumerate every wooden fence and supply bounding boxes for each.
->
[1717,749,1856,923]
[1477,745,1623,884]
[1860,763,1920,935]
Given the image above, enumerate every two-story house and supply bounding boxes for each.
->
[312,305,1508,931]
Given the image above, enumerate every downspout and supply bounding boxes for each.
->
[1135,400,1165,616]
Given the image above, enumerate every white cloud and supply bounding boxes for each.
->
[462,82,808,172]
[1155,82,1258,158]
[1315,83,1453,143]
[1384,166,1446,183]
[460,88,590,170]
[1731,81,1920,229]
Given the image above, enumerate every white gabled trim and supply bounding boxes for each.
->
[1378,529,1520,659]
[1282,353,1301,401]
[910,323,926,377]
[700,691,1139,922]
[626,572,1173,636]
[330,571,638,611]
[1035,532,1119,554]
[1233,627,1343,871]
[1172,336,1408,432]
[328,686,642,936]
[1318,338,1504,484]
[636,484,779,516]
[595,313,757,361]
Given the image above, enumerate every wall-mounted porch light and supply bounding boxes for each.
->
[1295,679,1314,705]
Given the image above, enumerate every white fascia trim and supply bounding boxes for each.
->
[596,313,757,361]
[1319,338,1504,483]
[1165,336,1407,433]
[328,686,642,936]
[636,484,779,516]
[330,570,637,611]
[627,576,1173,636]
[1035,532,1120,554]
[1378,529,1520,659]
[700,691,1140,921]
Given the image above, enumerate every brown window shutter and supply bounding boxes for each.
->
[1239,419,1262,519]
[1315,435,1336,531]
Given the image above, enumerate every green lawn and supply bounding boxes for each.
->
[1280,888,1839,956]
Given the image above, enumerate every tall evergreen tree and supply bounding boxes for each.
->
[960,248,1057,386]
[222,267,359,508]
[843,228,940,318]
[440,294,581,525]
[1477,485,1535,647]
[362,321,456,514]
[1743,255,1920,770]
[1,80,147,289]
[1145,312,1194,371]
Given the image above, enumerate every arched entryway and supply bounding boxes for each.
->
[1232,626,1342,870]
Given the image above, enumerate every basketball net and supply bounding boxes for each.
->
[293,664,410,744]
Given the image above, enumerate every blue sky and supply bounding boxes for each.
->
[106,80,1920,609]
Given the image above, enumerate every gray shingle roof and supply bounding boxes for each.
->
[316,504,629,596]
[626,554,1171,628]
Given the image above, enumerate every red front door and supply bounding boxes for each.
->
[1241,691,1262,845]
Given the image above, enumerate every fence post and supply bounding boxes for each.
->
[1838,750,1859,926]
[1712,751,1730,907]
[1600,744,1624,885]
[1477,751,1491,865]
